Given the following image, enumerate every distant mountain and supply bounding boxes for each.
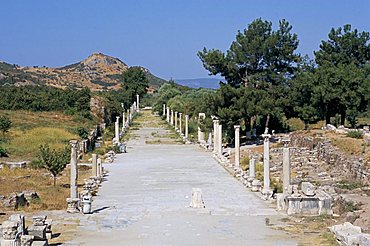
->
[0,53,166,91]
[174,78,223,89]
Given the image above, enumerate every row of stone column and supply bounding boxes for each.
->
[163,104,189,140]
[114,95,140,144]
[231,127,291,197]
[67,140,106,213]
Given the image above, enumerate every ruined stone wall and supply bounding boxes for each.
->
[290,133,369,185]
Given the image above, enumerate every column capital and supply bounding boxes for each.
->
[179,112,182,116]
[213,119,219,124]
[234,125,241,130]
[262,133,271,139]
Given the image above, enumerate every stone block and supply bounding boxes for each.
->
[32,216,47,226]
[329,222,367,246]
[301,182,316,196]
[1,220,18,240]
[189,188,205,208]
[251,180,261,192]
[21,235,34,246]
[27,225,47,240]
[276,194,287,211]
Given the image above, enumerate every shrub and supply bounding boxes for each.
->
[286,118,305,131]
[75,126,89,139]
[346,130,363,139]
[240,156,250,171]
[0,147,8,157]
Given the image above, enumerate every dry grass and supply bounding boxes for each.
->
[0,166,90,211]
[0,110,91,161]
[278,216,339,245]
[329,135,365,155]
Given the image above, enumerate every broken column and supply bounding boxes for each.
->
[163,104,166,116]
[179,113,183,135]
[189,188,205,208]
[185,115,189,140]
[166,107,170,122]
[67,140,79,213]
[136,94,140,112]
[97,158,103,178]
[282,139,291,194]
[247,157,257,188]
[234,125,240,167]
[213,119,219,153]
[174,111,178,129]
[91,154,97,177]
[198,113,206,142]
[262,132,271,196]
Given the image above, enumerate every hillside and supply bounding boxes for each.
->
[0,53,166,91]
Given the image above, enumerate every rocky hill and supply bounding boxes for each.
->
[0,53,166,91]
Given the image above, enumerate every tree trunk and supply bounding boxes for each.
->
[340,109,346,126]
[53,176,56,187]
[325,112,331,125]
[265,114,270,129]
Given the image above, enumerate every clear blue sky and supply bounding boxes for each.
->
[0,0,369,80]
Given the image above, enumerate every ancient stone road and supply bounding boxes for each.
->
[70,113,296,245]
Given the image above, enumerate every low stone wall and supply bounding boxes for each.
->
[290,133,369,185]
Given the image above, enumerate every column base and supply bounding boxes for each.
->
[66,198,80,213]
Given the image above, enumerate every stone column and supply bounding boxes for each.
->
[179,113,183,135]
[234,125,240,167]
[175,111,178,129]
[92,154,97,177]
[163,104,166,116]
[136,94,140,112]
[133,102,137,112]
[213,119,219,153]
[115,116,120,143]
[198,113,205,142]
[67,140,79,213]
[170,110,174,125]
[262,133,271,195]
[218,124,222,155]
[282,139,291,194]
[166,107,170,122]
[97,158,103,178]
[122,112,125,131]
[126,109,130,125]
[185,115,189,140]
[249,157,256,178]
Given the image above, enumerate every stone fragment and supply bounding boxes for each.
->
[251,180,261,192]
[27,225,47,240]
[189,188,205,208]
[20,235,34,246]
[301,182,316,196]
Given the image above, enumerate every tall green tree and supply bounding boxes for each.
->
[122,67,149,108]
[314,24,370,125]
[198,18,301,132]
